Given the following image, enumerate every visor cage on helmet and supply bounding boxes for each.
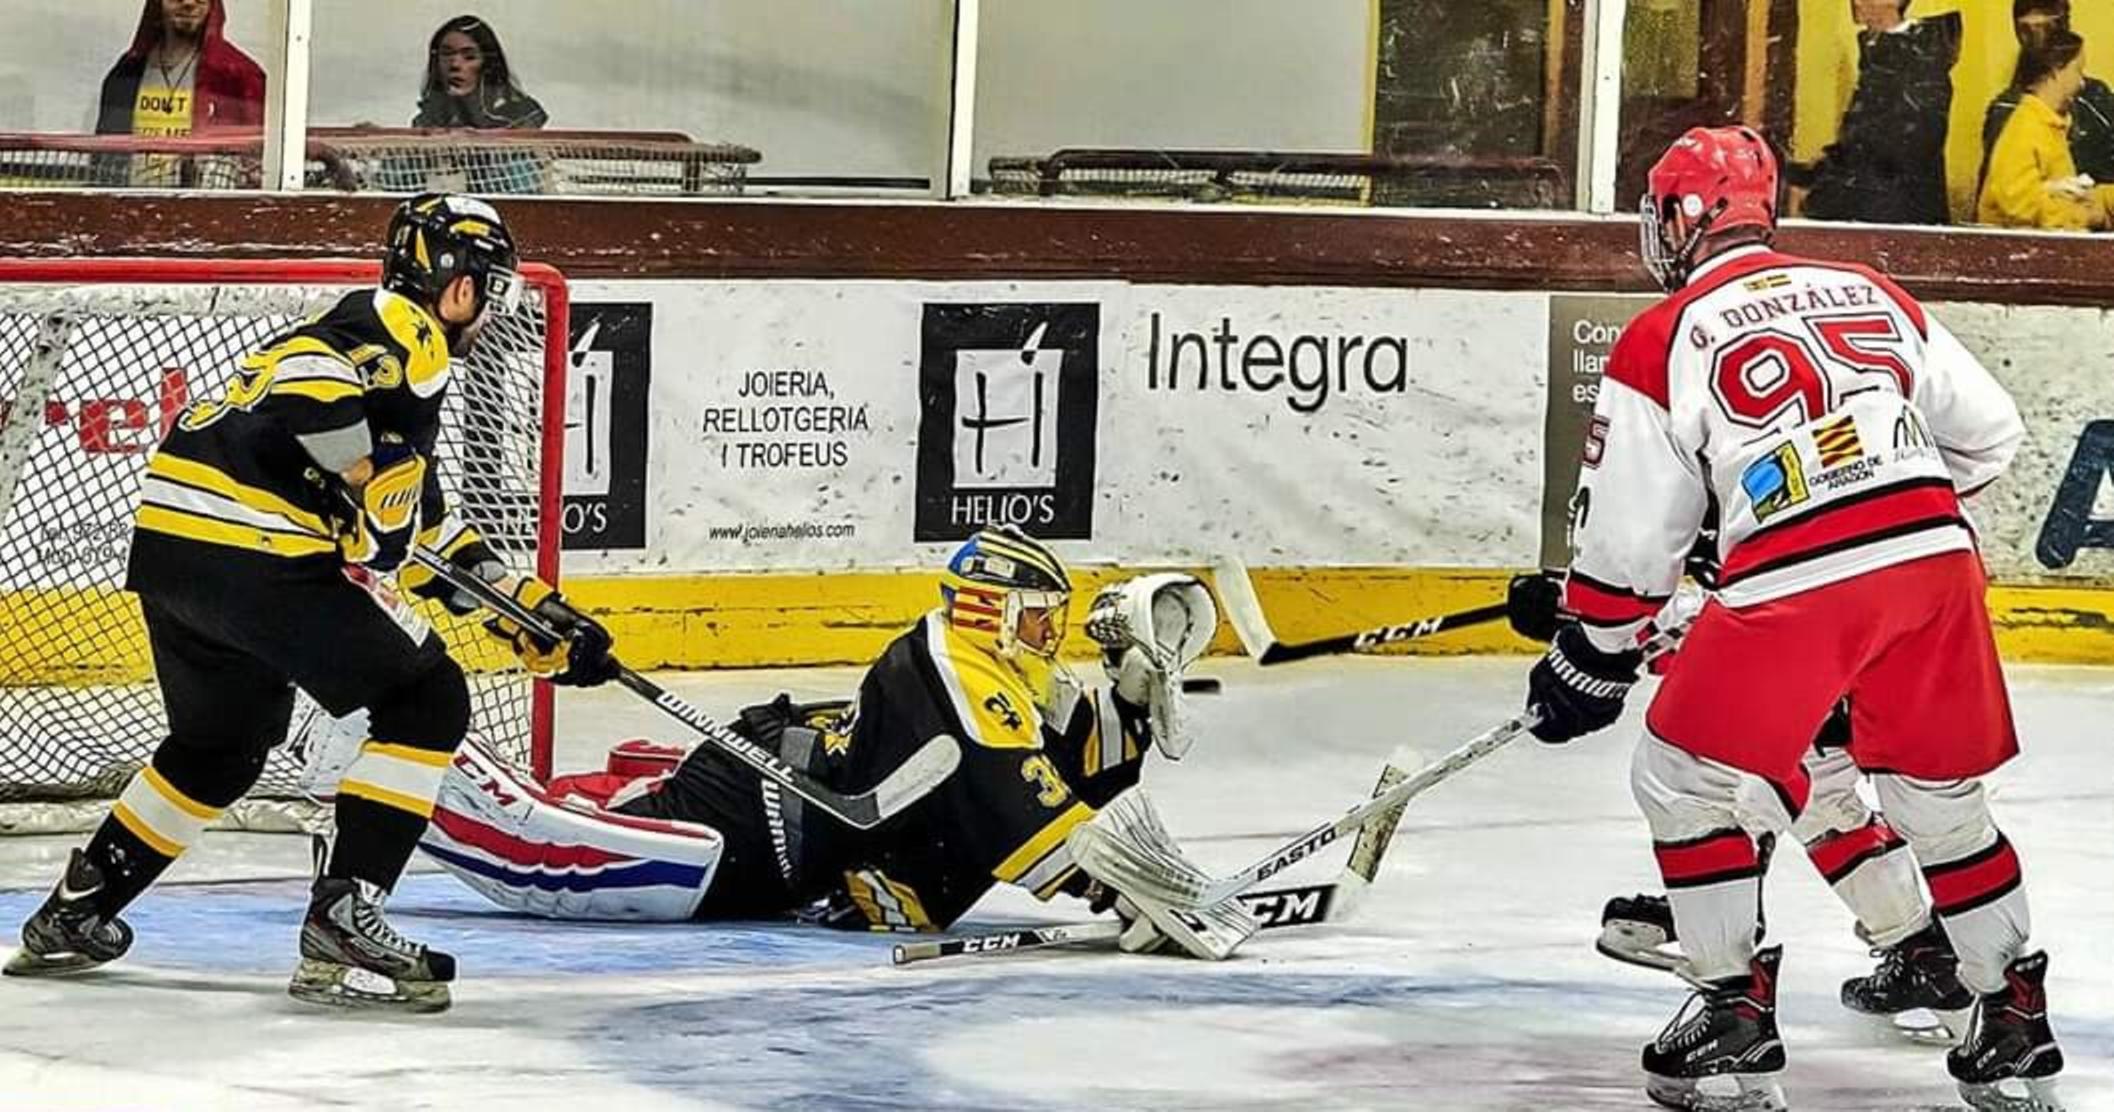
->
[943,528,1073,660]
[1637,191,1725,291]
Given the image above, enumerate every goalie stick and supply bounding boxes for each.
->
[407,548,960,830]
[890,760,1412,966]
[1212,555,1512,666]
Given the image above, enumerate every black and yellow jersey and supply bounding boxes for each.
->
[125,287,458,593]
[822,615,1150,931]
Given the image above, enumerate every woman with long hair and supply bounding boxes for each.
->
[413,15,546,130]
[1978,29,2114,228]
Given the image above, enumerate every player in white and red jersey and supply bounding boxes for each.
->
[1522,126,2063,1112]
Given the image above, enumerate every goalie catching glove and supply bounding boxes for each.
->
[483,577,619,688]
[1085,573,1218,759]
[1066,789,1258,960]
[335,434,425,573]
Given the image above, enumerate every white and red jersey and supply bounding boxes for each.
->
[1565,245,2023,649]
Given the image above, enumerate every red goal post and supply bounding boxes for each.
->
[0,257,567,831]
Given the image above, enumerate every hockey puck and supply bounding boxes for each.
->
[1181,677,1223,695]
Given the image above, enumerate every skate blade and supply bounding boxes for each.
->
[3,946,116,978]
[288,958,451,1015]
[1597,922,1686,974]
[1956,1076,2064,1112]
[1646,1072,1788,1112]
[1884,1006,1967,1046]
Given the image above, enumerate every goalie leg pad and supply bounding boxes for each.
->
[420,741,723,921]
[1068,789,1259,960]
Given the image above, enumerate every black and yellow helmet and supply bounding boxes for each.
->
[382,192,522,317]
[940,525,1072,658]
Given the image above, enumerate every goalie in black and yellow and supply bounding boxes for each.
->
[3,193,616,1012]
[419,526,1251,958]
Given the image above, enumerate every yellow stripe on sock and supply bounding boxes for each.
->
[111,801,185,858]
[338,779,437,819]
[362,741,454,769]
[142,766,219,820]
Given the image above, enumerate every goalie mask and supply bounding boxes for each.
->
[1639,126,1779,291]
[941,526,1072,660]
[382,192,523,354]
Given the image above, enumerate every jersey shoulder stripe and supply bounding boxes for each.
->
[916,616,1046,751]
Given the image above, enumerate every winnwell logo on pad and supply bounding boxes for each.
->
[914,303,1098,542]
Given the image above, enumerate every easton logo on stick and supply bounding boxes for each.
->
[1255,828,1344,882]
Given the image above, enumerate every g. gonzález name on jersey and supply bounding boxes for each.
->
[126,287,455,592]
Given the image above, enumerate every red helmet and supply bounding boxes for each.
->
[1640,126,1779,290]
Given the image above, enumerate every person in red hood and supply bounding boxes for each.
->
[95,0,265,145]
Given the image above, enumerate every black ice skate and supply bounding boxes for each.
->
[3,849,134,977]
[1841,919,1973,1045]
[1599,893,1683,973]
[289,876,455,1014]
[1600,837,1774,978]
[1642,946,1787,1112]
[1948,952,2065,1112]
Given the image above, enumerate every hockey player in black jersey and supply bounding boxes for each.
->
[420,526,1238,956]
[4,194,617,1013]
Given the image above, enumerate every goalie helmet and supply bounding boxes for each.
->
[382,192,523,329]
[940,525,1072,660]
[1639,126,1779,291]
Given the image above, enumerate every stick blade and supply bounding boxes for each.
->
[865,733,961,826]
[1210,555,1276,660]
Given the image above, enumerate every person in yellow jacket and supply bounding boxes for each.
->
[1979,29,2114,230]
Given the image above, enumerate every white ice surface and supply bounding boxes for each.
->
[2,657,2110,1111]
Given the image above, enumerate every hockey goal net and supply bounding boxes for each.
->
[0,259,565,832]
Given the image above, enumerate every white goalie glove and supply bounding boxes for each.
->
[1086,573,1218,759]
[1067,789,1258,960]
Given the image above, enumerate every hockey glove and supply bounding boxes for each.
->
[1505,569,1565,643]
[335,437,425,573]
[485,579,619,688]
[1525,623,1642,744]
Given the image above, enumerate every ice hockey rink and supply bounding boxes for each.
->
[0,656,2107,1111]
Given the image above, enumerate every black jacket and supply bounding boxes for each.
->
[1806,14,1961,225]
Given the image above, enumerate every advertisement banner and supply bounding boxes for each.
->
[564,279,1549,573]
[1932,301,2114,581]
[1106,285,1547,567]
[562,302,652,551]
[914,302,1101,542]
[1540,294,1652,568]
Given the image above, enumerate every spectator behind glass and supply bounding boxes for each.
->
[1977,30,2114,229]
[413,16,547,130]
[1983,0,2114,183]
[93,0,265,187]
[1804,0,1961,225]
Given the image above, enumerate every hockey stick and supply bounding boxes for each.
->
[1166,623,1686,910]
[1212,555,1511,666]
[889,879,1346,965]
[892,759,1413,966]
[407,548,960,830]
